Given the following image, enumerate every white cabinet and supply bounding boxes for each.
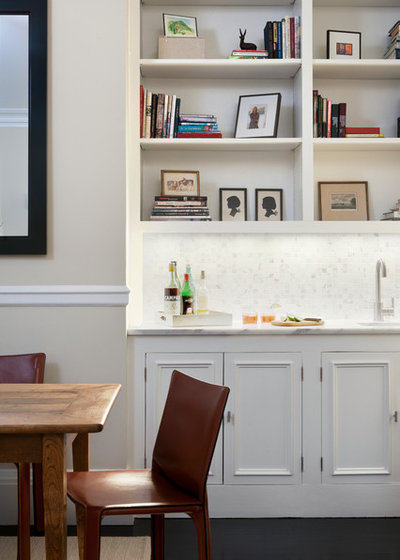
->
[224,352,302,484]
[321,352,400,484]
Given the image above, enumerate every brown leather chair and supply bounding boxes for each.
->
[67,369,229,560]
[0,353,46,560]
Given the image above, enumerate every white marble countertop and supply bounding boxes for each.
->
[128,320,400,336]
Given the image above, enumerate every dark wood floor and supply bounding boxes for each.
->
[133,518,400,560]
[2,518,400,559]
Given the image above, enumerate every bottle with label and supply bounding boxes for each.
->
[172,260,182,314]
[185,264,196,314]
[164,261,180,316]
[181,273,194,315]
[197,270,209,314]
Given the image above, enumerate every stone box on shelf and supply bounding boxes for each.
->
[158,36,205,59]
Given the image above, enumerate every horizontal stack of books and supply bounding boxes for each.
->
[263,16,301,59]
[177,114,222,138]
[384,20,400,59]
[345,127,384,138]
[150,196,211,221]
[140,86,181,138]
[228,49,269,59]
[381,199,400,221]
[313,90,346,138]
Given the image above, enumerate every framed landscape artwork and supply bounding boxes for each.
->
[161,170,200,196]
[318,181,369,220]
[163,14,198,37]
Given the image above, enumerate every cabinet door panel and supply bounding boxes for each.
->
[145,352,223,484]
[224,353,302,485]
[322,352,400,484]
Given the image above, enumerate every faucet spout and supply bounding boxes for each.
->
[374,259,387,321]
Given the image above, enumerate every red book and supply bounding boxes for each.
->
[338,103,347,138]
[290,18,295,58]
[327,99,332,138]
[345,127,380,134]
[177,133,222,138]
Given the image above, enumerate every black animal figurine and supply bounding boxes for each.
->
[239,29,257,50]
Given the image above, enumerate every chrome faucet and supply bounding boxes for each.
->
[374,259,394,321]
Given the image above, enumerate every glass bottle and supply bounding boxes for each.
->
[164,261,180,316]
[172,260,182,314]
[185,264,197,314]
[197,270,209,314]
[181,273,194,315]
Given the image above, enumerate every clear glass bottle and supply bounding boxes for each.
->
[185,264,197,314]
[164,261,180,316]
[181,273,194,315]
[197,270,209,314]
[172,260,182,314]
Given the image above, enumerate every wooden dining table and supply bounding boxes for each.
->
[0,383,121,560]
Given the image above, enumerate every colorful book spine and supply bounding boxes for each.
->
[327,99,332,138]
[345,127,380,134]
[331,104,339,138]
[140,85,144,138]
[144,89,152,139]
[338,103,347,138]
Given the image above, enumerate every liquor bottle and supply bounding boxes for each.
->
[197,270,209,314]
[181,273,194,315]
[172,260,182,314]
[164,261,180,316]
[185,264,197,314]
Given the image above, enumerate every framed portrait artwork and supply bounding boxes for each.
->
[161,170,200,197]
[318,181,369,221]
[219,188,247,221]
[234,93,282,138]
[255,189,283,221]
[163,14,198,37]
[327,30,361,60]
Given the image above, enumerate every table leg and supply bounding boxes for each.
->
[42,434,67,560]
[72,433,90,560]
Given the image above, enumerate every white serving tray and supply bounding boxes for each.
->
[160,310,232,327]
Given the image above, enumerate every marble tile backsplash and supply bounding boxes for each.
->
[142,234,400,322]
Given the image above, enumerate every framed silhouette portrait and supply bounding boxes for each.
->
[255,189,283,221]
[219,188,247,221]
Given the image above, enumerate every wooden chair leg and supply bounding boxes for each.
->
[83,508,102,560]
[151,514,165,560]
[17,463,31,560]
[32,463,44,534]
[189,503,212,560]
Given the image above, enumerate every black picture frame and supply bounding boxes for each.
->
[234,93,281,139]
[327,30,361,60]
[255,189,283,221]
[0,0,47,254]
[219,188,247,221]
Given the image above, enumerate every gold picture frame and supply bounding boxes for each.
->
[318,181,369,221]
[161,170,200,197]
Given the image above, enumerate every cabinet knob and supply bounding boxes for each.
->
[393,411,398,423]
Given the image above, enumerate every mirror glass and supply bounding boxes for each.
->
[0,0,47,254]
[0,14,29,236]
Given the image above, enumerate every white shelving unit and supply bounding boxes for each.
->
[127,0,400,324]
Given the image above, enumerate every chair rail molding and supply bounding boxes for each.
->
[0,285,130,306]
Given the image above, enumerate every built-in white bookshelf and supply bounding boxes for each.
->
[127,0,400,323]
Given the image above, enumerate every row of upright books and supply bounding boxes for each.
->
[140,86,221,139]
[150,196,211,221]
[263,16,301,59]
[384,20,400,59]
[313,91,346,138]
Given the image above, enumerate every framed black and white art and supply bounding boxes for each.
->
[219,188,247,221]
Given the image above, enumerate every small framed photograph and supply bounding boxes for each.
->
[163,14,198,37]
[327,30,361,60]
[219,188,247,221]
[234,93,282,139]
[255,189,283,221]
[318,181,369,221]
[161,170,200,197]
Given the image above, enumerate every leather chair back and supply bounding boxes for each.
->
[152,369,229,501]
[0,353,46,383]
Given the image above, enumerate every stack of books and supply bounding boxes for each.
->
[345,127,384,138]
[381,199,400,221]
[150,196,211,221]
[140,86,181,139]
[228,49,269,59]
[313,90,346,138]
[384,20,400,59]
[263,16,301,59]
[177,114,222,138]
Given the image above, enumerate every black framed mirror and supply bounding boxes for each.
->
[0,0,46,254]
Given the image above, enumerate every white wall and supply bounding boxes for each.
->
[0,0,127,524]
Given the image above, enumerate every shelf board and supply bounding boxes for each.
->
[141,59,302,80]
[313,59,400,80]
[140,138,302,151]
[314,138,400,151]
[139,220,400,234]
[142,0,294,5]
[314,0,399,5]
